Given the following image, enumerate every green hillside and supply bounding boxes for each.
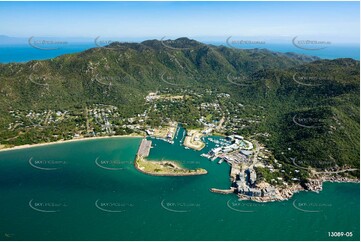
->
[0,38,358,176]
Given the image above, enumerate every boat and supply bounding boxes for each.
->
[175,126,180,138]
[218,158,224,164]
[200,153,211,159]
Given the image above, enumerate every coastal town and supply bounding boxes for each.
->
[0,89,262,147]
[0,91,358,202]
[139,93,358,202]
[142,122,301,202]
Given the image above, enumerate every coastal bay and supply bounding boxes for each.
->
[0,129,359,240]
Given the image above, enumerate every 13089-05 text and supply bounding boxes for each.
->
[328,232,353,237]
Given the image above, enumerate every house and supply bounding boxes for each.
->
[246,168,257,185]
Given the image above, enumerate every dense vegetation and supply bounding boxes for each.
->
[0,38,359,174]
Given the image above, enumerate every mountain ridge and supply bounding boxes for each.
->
[0,38,359,175]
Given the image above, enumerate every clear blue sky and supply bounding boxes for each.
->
[0,1,359,43]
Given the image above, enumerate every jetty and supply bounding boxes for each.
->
[137,139,152,157]
[210,187,236,194]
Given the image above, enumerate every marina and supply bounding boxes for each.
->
[0,133,358,240]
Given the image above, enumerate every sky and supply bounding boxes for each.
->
[0,1,359,44]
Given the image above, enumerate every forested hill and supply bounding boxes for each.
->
[0,38,359,172]
[0,38,320,110]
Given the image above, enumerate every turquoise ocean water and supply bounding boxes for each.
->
[0,42,359,64]
[0,127,359,241]
[0,39,359,240]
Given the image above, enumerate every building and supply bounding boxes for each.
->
[234,135,244,140]
[223,147,233,153]
[202,128,213,134]
[245,168,257,185]
[240,150,253,157]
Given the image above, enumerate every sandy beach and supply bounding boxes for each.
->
[0,134,144,153]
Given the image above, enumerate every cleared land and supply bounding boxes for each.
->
[152,122,177,139]
[183,129,205,150]
[135,156,207,176]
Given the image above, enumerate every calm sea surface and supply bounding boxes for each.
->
[0,127,359,241]
[0,42,359,64]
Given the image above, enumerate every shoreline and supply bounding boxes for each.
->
[237,176,360,203]
[134,155,208,177]
[0,134,144,153]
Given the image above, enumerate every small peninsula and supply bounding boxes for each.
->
[135,155,207,176]
[134,139,207,176]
